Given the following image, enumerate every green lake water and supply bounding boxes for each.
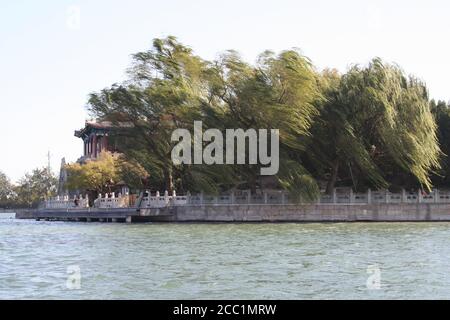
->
[1,216,450,299]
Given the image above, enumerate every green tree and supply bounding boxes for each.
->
[201,49,323,199]
[0,171,14,207]
[65,152,149,194]
[88,37,210,193]
[88,37,324,199]
[307,58,441,193]
[15,168,58,208]
[86,38,442,198]
[431,100,450,186]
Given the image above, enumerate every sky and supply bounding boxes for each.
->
[1,0,450,182]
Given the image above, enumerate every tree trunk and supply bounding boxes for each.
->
[326,159,340,195]
[248,170,258,194]
[165,167,174,193]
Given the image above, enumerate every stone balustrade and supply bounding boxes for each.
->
[94,193,130,209]
[43,195,89,209]
[140,191,188,208]
[41,188,450,210]
[319,189,450,204]
[187,189,450,205]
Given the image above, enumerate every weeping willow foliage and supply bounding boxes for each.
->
[88,37,324,197]
[86,37,441,197]
[199,49,323,197]
[309,58,441,192]
[88,37,239,193]
[379,80,440,191]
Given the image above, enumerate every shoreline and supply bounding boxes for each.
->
[14,202,450,223]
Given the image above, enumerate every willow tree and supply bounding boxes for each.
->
[88,38,440,197]
[89,37,198,191]
[88,37,238,193]
[430,100,450,187]
[309,58,441,192]
[201,49,324,199]
[88,37,324,198]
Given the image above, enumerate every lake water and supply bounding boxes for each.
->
[1,217,450,299]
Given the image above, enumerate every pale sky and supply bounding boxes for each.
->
[1,0,450,182]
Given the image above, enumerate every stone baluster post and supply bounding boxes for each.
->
[164,190,169,205]
[186,191,191,204]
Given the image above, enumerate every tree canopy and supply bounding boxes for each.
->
[307,59,440,192]
[80,36,444,198]
[2,37,448,207]
[0,171,14,207]
[13,168,58,208]
[65,152,149,194]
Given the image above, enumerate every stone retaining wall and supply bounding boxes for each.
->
[15,203,450,222]
[171,203,450,222]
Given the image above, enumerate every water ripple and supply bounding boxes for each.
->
[2,219,450,299]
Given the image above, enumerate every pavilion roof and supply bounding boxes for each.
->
[74,120,134,138]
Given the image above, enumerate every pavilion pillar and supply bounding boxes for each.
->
[88,137,92,157]
[97,135,102,154]
[104,136,109,152]
[92,135,97,158]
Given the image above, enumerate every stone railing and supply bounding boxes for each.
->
[185,188,450,205]
[317,189,450,204]
[43,195,89,209]
[187,190,287,205]
[140,191,188,208]
[41,188,450,210]
[94,193,130,209]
